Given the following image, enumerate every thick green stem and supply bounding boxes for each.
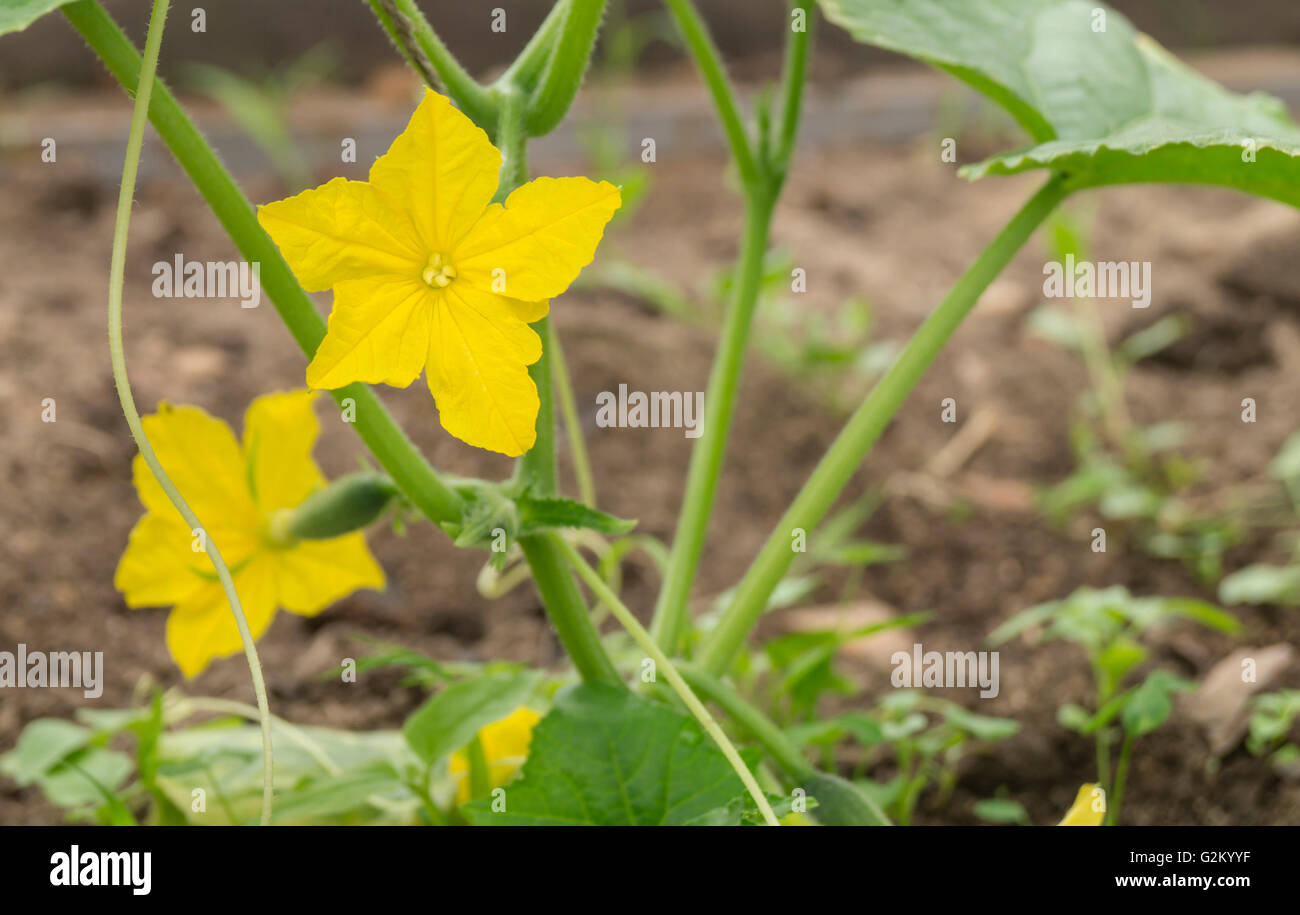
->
[551,536,778,825]
[650,193,774,652]
[650,0,814,653]
[102,0,274,825]
[64,0,464,528]
[663,0,760,188]
[698,175,1071,677]
[524,0,608,137]
[366,0,495,127]
[520,537,622,685]
[485,97,620,688]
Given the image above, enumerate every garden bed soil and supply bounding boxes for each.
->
[2,70,1300,825]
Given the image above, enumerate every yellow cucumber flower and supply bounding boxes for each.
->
[257,89,622,457]
[114,390,384,677]
[1057,783,1106,825]
[449,706,541,804]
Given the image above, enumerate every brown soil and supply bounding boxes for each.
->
[3,75,1300,826]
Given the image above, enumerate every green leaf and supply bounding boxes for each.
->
[402,671,540,766]
[461,683,747,825]
[819,0,1300,207]
[1220,563,1300,607]
[0,0,80,36]
[0,719,90,784]
[37,749,133,811]
[1096,637,1148,695]
[942,706,1020,741]
[1057,703,1092,734]
[821,540,907,566]
[270,767,403,823]
[974,797,1031,825]
[516,496,636,536]
[1122,670,1194,737]
[1246,690,1300,755]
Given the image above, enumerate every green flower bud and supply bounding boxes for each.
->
[282,473,400,541]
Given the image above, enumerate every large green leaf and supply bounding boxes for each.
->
[819,0,1300,206]
[0,0,80,36]
[462,683,747,825]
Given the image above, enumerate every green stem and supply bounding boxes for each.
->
[677,664,811,777]
[523,0,608,137]
[64,0,464,528]
[697,175,1071,676]
[773,1,814,176]
[650,193,774,653]
[551,535,779,826]
[1094,665,1112,796]
[549,321,597,506]
[492,87,530,194]
[662,0,760,188]
[366,0,495,127]
[102,0,273,826]
[486,65,620,691]
[650,0,814,654]
[519,537,623,685]
[1109,732,1134,826]
[498,0,573,91]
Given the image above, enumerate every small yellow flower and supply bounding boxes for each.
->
[257,89,622,457]
[114,390,384,677]
[1057,783,1106,825]
[449,706,541,804]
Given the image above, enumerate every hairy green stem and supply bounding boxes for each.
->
[520,537,623,685]
[102,0,273,825]
[551,536,779,825]
[64,0,464,528]
[367,0,495,126]
[498,0,573,91]
[475,41,621,691]
[524,0,608,137]
[698,175,1071,676]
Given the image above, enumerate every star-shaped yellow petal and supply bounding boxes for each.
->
[257,89,621,456]
[117,392,385,677]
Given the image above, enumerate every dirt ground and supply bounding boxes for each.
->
[3,63,1300,825]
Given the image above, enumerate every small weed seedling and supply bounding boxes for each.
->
[990,586,1238,824]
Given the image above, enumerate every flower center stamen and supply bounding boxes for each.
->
[265,509,299,549]
[421,252,458,289]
